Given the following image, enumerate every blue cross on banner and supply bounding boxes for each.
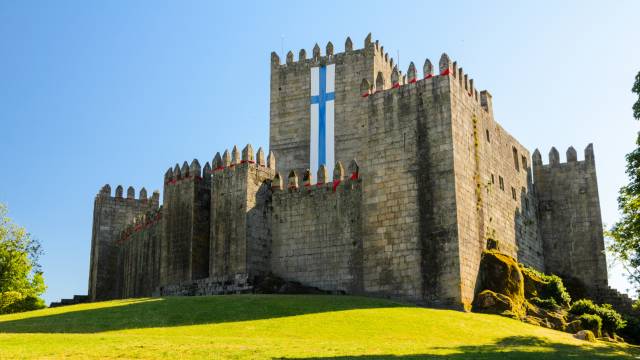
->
[310,64,335,179]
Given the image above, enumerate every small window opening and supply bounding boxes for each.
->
[511,187,517,200]
[512,147,519,171]
[491,174,495,184]
[499,176,504,191]
[485,129,490,143]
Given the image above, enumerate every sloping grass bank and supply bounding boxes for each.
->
[0,295,637,359]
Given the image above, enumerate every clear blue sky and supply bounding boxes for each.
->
[1,1,638,304]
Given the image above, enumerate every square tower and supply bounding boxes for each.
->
[269,34,396,177]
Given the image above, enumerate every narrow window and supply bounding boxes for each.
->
[499,176,504,191]
[491,174,495,184]
[511,187,517,200]
[521,155,528,170]
[485,129,490,143]
[512,147,519,171]
[525,197,530,211]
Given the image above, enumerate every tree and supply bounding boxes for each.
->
[0,203,46,313]
[608,71,640,294]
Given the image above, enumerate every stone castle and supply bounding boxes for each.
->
[87,33,620,310]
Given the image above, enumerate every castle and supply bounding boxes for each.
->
[87,33,620,310]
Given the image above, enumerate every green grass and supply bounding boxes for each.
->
[0,295,637,359]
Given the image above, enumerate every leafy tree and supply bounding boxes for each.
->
[608,71,640,294]
[0,203,46,313]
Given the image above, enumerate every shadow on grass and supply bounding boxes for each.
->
[0,294,405,334]
[277,335,639,359]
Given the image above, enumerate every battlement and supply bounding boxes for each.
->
[361,52,490,112]
[272,160,359,195]
[97,184,159,203]
[532,144,595,167]
[208,144,276,177]
[271,33,385,67]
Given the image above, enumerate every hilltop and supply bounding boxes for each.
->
[0,295,637,359]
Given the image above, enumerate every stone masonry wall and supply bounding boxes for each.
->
[445,57,543,307]
[210,149,275,280]
[270,34,397,177]
[270,177,363,293]
[88,185,159,301]
[120,212,163,298]
[161,160,210,286]
[533,145,608,287]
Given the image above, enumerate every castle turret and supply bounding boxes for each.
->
[533,144,608,290]
[88,183,159,301]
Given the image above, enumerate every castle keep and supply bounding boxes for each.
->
[87,33,614,310]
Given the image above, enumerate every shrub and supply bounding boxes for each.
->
[570,299,626,336]
[520,266,571,307]
[529,296,559,310]
[0,291,45,314]
[620,315,640,344]
[582,330,597,342]
[576,313,602,337]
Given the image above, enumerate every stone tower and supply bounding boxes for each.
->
[88,184,159,301]
[533,145,608,289]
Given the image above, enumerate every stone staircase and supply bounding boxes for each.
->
[49,295,89,308]
[591,285,637,316]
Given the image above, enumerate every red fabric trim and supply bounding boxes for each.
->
[350,172,359,180]
[240,160,256,164]
[304,183,311,187]
[316,182,324,187]
[425,74,434,79]
[440,68,451,76]
[409,78,417,84]
[392,83,400,89]
[362,92,370,98]
[332,179,341,192]
[214,166,225,171]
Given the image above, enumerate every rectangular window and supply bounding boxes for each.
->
[486,129,491,143]
[491,174,495,184]
[499,176,504,191]
[513,147,519,171]
[511,187,517,200]
[525,197,530,211]
[522,155,528,170]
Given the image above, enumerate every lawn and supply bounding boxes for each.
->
[0,295,637,359]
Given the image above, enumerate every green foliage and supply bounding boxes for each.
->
[582,330,597,342]
[529,297,559,310]
[0,291,45,314]
[620,314,640,344]
[0,203,46,314]
[576,313,602,337]
[569,299,626,336]
[608,71,640,294]
[520,266,571,307]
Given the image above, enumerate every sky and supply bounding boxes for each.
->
[0,1,639,305]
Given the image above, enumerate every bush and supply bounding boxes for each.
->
[0,291,45,314]
[619,315,640,344]
[570,299,626,336]
[577,313,602,337]
[521,266,571,307]
[529,296,559,310]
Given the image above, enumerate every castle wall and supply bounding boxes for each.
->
[445,59,543,307]
[210,148,274,279]
[533,145,608,287]
[161,161,210,285]
[270,178,363,292]
[355,68,463,306]
[120,211,163,298]
[88,185,159,301]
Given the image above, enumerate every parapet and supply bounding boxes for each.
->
[360,51,490,113]
[532,144,595,168]
[271,33,387,68]
[272,160,360,195]
[97,184,159,204]
[164,158,210,186]
[206,144,277,179]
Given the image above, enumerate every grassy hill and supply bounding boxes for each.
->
[0,295,637,359]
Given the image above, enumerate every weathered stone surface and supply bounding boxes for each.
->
[86,33,611,314]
